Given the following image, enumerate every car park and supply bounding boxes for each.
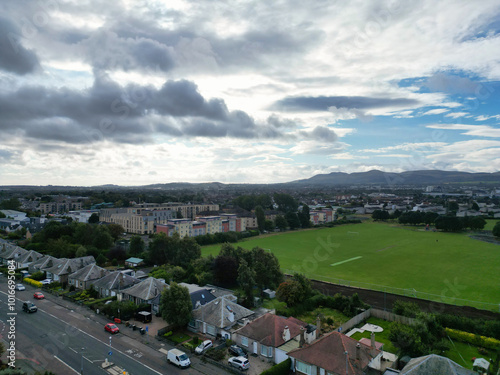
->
[228,356,250,370]
[105,323,119,334]
[229,345,247,358]
[33,292,44,299]
[195,340,213,354]
[167,348,191,368]
[22,301,37,313]
[16,284,25,291]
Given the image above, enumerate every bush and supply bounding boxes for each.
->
[436,314,500,341]
[392,300,419,318]
[445,328,500,350]
[23,278,42,288]
[163,331,172,338]
[261,358,291,375]
[204,348,225,361]
[192,336,199,346]
[30,271,45,281]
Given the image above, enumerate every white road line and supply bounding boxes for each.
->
[53,355,79,374]
[69,347,77,353]
[0,290,163,375]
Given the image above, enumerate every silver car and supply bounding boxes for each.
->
[228,356,250,370]
[16,284,26,291]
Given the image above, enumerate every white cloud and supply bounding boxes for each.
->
[445,112,471,119]
[426,124,500,138]
[421,108,449,116]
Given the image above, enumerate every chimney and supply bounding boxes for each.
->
[282,326,290,342]
[316,315,321,338]
[371,332,375,348]
[299,327,305,348]
[356,343,361,360]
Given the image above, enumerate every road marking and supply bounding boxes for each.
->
[330,256,362,266]
[53,355,79,374]
[0,291,162,375]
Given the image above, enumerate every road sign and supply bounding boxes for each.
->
[108,351,112,356]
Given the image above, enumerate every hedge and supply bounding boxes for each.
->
[445,328,500,350]
[23,278,43,288]
[261,358,291,375]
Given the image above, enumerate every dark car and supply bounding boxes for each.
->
[22,301,37,313]
[229,345,247,358]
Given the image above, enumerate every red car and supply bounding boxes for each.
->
[33,292,44,300]
[105,323,119,334]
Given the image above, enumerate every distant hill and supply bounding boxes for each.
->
[289,170,500,186]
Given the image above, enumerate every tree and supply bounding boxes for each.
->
[88,213,99,224]
[176,236,201,268]
[161,282,192,327]
[493,221,500,238]
[75,246,87,258]
[0,197,21,210]
[264,219,275,232]
[471,202,480,211]
[107,224,125,241]
[0,211,5,218]
[435,216,463,232]
[255,194,272,210]
[276,273,312,307]
[252,247,283,291]
[96,253,107,266]
[447,201,459,213]
[469,216,486,231]
[275,215,288,231]
[213,255,239,288]
[255,205,266,232]
[274,193,298,213]
[129,235,145,256]
[237,259,256,307]
[285,212,301,229]
[298,204,311,228]
[92,225,114,250]
[372,210,390,221]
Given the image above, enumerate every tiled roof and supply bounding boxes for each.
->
[17,250,43,264]
[91,271,140,291]
[288,332,381,375]
[234,313,306,347]
[0,245,27,260]
[43,256,95,276]
[401,354,475,375]
[69,263,108,282]
[122,277,168,301]
[190,289,216,308]
[192,296,254,329]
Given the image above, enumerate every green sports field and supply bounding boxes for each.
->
[202,222,500,309]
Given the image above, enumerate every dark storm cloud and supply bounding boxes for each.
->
[271,95,421,112]
[0,17,40,74]
[0,75,331,144]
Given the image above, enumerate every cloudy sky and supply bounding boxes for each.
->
[1,0,500,186]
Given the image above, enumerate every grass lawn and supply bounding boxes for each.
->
[484,219,500,231]
[444,340,492,369]
[261,298,287,311]
[202,222,500,308]
[169,332,192,344]
[349,317,398,354]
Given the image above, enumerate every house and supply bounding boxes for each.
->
[0,244,27,266]
[29,255,61,274]
[288,331,382,375]
[189,296,254,339]
[125,257,144,268]
[16,250,43,269]
[68,263,109,290]
[400,354,475,375]
[232,312,316,364]
[121,277,168,306]
[43,256,96,285]
[91,271,141,298]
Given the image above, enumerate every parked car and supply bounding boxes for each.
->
[22,301,37,313]
[40,279,53,285]
[167,348,191,368]
[16,284,25,291]
[229,345,248,358]
[228,356,250,370]
[195,340,213,354]
[104,323,119,334]
[33,292,44,300]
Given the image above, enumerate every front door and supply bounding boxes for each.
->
[253,341,257,354]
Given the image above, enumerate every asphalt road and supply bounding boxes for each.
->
[0,281,226,375]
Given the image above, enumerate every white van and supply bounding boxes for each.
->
[167,349,191,368]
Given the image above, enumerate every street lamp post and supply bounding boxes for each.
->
[80,347,85,375]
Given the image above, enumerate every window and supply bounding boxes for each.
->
[296,361,312,375]
[260,345,272,357]
[241,336,248,347]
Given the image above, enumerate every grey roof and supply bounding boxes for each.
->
[401,354,475,375]
[69,263,109,282]
[91,271,140,291]
[0,245,28,260]
[43,256,95,276]
[30,255,61,271]
[190,289,216,309]
[17,250,43,265]
[122,277,168,301]
[192,296,254,329]
[134,270,148,279]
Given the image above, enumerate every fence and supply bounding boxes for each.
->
[338,308,416,334]
[283,270,499,312]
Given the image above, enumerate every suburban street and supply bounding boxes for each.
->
[0,280,227,375]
